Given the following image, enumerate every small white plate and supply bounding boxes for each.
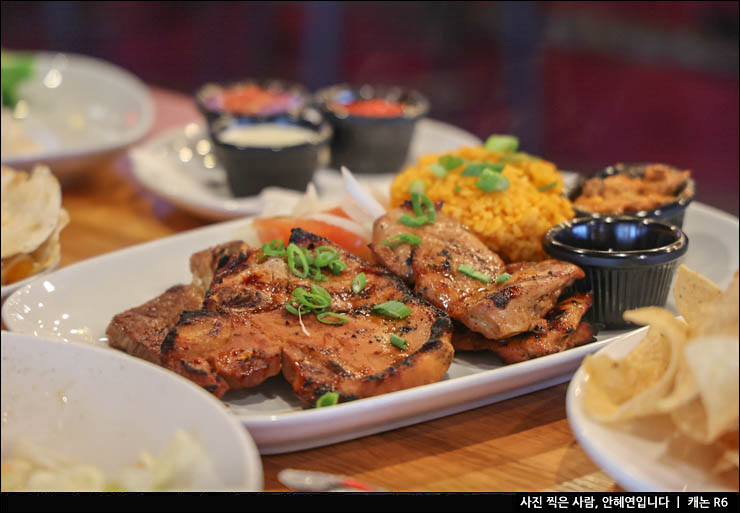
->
[128,118,482,220]
[1,52,154,178]
[0,256,59,300]
[567,331,738,492]
[3,202,736,454]
[1,331,263,491]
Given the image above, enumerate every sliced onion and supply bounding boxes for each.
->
[291,182,322,217]
[304,212,372,240]
[341,166,386,220]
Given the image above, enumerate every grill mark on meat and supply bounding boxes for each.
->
[161,329,177,354]
[217,254,230,269]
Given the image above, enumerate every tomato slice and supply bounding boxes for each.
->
[253,216,375,263]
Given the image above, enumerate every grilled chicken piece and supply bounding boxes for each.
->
[372,202,505,284]
[107,284,204,364]
[452,293,596,363]
[161,228,454,404]
[371,206,585,339]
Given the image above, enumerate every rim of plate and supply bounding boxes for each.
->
[1,52,154,167]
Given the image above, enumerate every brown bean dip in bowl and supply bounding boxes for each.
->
[570,163,695,228]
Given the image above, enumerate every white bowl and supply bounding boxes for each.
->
[0,331,263,491]
[1,52,154,178]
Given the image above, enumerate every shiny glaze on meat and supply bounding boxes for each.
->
[161,228,454,404]
[452,292,595,363]
[371,206,584,339]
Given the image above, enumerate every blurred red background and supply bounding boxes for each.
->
[2,1,737,214]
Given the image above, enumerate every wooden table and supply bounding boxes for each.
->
[17,87,623,493]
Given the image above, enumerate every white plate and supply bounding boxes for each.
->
[567,331,737,492]
[2,203,737,454]
[0,255,59,300]
[128,118,482,220]
[1,52,154,178]
[1,331,262,491]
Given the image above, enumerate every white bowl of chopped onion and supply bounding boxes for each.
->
[0,331,263,492]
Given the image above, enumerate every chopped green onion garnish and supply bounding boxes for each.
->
[316,312,349,325]
[454,185,462,193]
[476,168,509,193]
[311,267,328,282]
[495,272,512,284]
[429,162,447,178]
[314,246,339,267]
[411,191,424,217]
[461,162,505,177]
[398,213,429,227]
[310,284,332,307]
[439,154,465,170]
[485,134,519,152]
[301,247,314,266]
[261,239,286,258]
[329,260,347,275]
[316,391,339,408]
[287,243,309,278]
[291,286,330,310]
[352,272,366,294]
[372,300,412,319]
[457,264,492,283]
[381,233,422,248]
[537,181,558,192]
[285,302,301,315]
[390,334,408,350]
[420,193,435,223]
[408,180,426,195]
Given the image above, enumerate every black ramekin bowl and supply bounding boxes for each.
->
[313,83,430,175]
[208,108,332,197]
[543,216,689,329]
[195,78,310,123]
[568,163,695,229]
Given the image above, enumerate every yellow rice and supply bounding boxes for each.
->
[389,146,574,263]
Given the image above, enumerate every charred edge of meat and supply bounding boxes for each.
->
[488,286,521,309]
[365,313,452,382]
[181,359,208,376]
[203,384,220,393]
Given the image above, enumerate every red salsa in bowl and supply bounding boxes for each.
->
[334,98,406,117]
[195,79,309,121]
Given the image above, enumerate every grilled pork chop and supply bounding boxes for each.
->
[371,205,585,339]
[158,228,454,405]
[452,292,595,363]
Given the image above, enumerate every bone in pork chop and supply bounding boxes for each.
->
[157,229,454,404]
[452,292,595,363]
[371,205,585,339]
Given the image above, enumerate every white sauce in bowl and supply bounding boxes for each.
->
[218,123,318,148]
